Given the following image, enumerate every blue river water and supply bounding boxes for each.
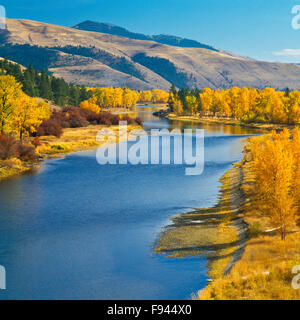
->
[0,107,261,299]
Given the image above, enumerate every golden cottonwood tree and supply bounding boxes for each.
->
[139,91,152,103]
[0,75,23,134]
[291,127,300,223]
[250,129,296,240]
[123,88,139,107]
[173,98,184,115]
[80,97,100,114]
[11,94,50,140]
[152,89,169,103]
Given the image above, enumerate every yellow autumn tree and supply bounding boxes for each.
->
[80,97,100,114]
[199,88,214,114]
[11,94,51,140]
[123,88,139,108]
[152,89,169,103]
[173,98,184,115]
[0,75,23,134]
[139,90,152,103]
[250,129,296,240]
[291,127,300,224]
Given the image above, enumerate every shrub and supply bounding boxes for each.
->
[37,119,63,138]
[121,115,134,125]
[16,143,36,161]
[0,135,36,161]
[50,110,70,128]
[79,109,99,123]
[0,135,18,160]
[63,106,89,128]
[35,107,143,138]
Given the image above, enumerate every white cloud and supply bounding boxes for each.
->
[274,49,300,56]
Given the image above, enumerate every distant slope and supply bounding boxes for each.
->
[1,18,300,90]
[73,20,218,51]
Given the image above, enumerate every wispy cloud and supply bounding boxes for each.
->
[274,49,300,56]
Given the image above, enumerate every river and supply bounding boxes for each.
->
[0,106,262,299]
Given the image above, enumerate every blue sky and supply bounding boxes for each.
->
[2,0,300,63]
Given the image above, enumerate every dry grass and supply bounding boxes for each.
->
[36,124,140,157]
[0,157,33,179]
[199,136,300,300]
[199,232,300,300]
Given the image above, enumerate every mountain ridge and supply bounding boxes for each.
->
[1,18,300,91]
[72,20,219,52]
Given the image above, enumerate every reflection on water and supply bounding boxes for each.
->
[0,106,262,300]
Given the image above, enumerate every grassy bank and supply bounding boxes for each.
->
[0,124,140,181]
[0,158,38,180]
[154,133,300,300]
[154,163,247,285]
[164,112,296,131]
[199,137,300,300]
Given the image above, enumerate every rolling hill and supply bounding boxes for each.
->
[1,18,300,91]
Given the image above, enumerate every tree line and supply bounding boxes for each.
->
[82,87,169,110]
[0,58,170,109]
[168,85,300,125]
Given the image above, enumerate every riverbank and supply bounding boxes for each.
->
[159,112,296,131]
[198,137,300,300]
[155,133,300,300]
[154,163,247,285]
[0,124,140,181]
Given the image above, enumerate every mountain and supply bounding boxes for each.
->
[72,20,218,51]
[1,18,300,91]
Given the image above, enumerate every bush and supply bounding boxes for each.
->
[35,107,143,138]
[16,143,36,161]
[50,110,70,128]
[79,109,99,123]
[121,115,134,125]
[37,119,63,138]
[0,135,36,161]
[0,135,18,160]
[63,106,89,128]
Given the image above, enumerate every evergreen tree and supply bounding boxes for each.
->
[39,70,53,100]
[170,84,177,96]
[23,69,37,97]
[285,87,290,97]
[69,85,81,106]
